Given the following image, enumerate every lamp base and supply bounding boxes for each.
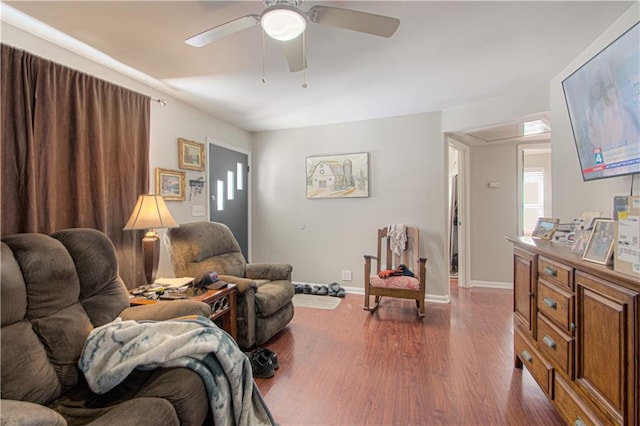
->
[142,231,160,285]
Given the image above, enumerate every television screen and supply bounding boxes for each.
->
[562,21,640,181]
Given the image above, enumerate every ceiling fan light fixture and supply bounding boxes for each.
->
[261,5,306,41]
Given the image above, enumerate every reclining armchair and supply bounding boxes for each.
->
[1,228,213,425]
[166,221,294,349]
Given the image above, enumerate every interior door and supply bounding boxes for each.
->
[209,143,249,260]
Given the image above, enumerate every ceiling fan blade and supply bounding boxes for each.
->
[308,5,399,38]
[282,33,307,72]
[185,15,260,47]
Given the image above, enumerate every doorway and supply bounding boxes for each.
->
[208,140,250,260]
[448,139,469,288]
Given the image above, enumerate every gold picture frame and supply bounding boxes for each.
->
[178,138,205,171]
[155,168,185,201]
[532,217,559,240]
[583,219,615,265]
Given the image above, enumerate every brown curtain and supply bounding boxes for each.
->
[1,44,149,288]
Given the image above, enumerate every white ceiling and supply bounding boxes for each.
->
[1,1,635,134]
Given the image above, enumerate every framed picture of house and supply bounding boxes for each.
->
[531,217,559,240]
[156,168,186,201]
[583,219,615,265]
[305,152,369,199]
[178,138,205,171]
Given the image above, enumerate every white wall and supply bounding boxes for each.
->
[251,113,450,300]
[550,4,640,219]
[441,84,550,134]
[1,23,252,283]
[468,143,518,285]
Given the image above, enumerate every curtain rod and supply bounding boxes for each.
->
[151,98,167,106]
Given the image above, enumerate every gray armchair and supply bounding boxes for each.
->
[166,221,294,349]
[1,228,213,425]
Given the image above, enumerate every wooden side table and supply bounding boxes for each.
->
[130,284,237,341]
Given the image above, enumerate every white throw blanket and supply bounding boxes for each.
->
[79,315,274,426]
[387,224,407,256]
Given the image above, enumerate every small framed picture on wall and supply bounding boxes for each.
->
[178,138,205,171]
[156,168,185,201]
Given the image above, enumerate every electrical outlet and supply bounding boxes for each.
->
[341,270,352,281]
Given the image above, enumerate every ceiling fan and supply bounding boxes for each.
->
[185,0,400,73]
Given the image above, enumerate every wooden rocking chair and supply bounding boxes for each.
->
[363,225,427,317]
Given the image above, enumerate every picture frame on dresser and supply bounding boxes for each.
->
[531,217,559,240]
[582,219,615,265]
[571,228,592,255]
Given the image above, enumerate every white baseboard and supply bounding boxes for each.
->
[468,280,513,289]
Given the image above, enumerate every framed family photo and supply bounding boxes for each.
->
[178,138,205,171]
[583,219,615,265]
[156,168,185,201]
[532,217,559,240]
[571,228,592,255]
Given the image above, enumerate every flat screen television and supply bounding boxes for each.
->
[562,21,640,182]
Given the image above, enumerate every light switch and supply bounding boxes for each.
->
[192,205,206,216]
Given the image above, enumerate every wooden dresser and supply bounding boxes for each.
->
[507,236,639,425]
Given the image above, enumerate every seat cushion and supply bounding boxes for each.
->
[254,280,294,317]
[369,275,420,291]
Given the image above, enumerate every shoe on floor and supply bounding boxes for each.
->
[250,351,275,378]
[317,285,329,296]
[312,285,320,295]
[303,284,312,294]
[256,347,279,370]
[293,283,304,294]
[328,282,340,296]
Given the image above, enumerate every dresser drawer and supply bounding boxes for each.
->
[554,374,605,426]
[538,314,574,378]
[539,257,573,290]
[515,327,553,398]
[538,278,575,333]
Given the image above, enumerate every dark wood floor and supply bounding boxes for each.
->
[255,281,564,425]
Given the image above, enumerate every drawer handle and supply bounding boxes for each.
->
[543,335,557,349]
[543,266,557,277]
[574,417,586,426]
[543,297,557,310]
[521,350,533,363]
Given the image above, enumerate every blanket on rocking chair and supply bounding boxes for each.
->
[79,315,274,426]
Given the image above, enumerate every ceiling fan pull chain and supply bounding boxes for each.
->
[261,28,267,84]
[301,31,308,89]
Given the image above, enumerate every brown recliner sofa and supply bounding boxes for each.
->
[0,228,213,425]
[166,221,294,349]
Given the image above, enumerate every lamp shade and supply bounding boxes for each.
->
[261,4,307,41]
[123,195,178,230]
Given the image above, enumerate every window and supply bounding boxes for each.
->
[216,180,224,211]
[523,167,545,236]
[227,171,235,200]
[237,162,244,190]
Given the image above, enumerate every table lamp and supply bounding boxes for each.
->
[124,194,179,285]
